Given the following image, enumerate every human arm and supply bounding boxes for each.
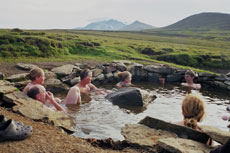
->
[46,91,65,111]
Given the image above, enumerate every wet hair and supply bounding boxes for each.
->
[26,68,44,81]
[185,69,195,78]
[80,69,91,80]
[118,71,131,81]
[27,86,40,99]
[182,93,205,130]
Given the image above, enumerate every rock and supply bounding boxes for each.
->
[104,73,114,83]
[0,72,5,80]
[227,106,230,111]
[158,137,212,153]
[224,80,230,86]
[44,78,69,94]
[115,63,127,72]
[70,77,80,86]
[103,66,117,74]
[226,72,230,77]
[106,87,143,106]
[44,71,57,80]
[199,125,230,144]
[6,73,28,82]
[16,63,39,71]
[215,75,226,81]
[148,73,161,83]
[91,68,103,77]
[0,80,14,86]
[3,91,73,132]
[0,86,18,95]
[61,73,76,85]
[93,74,105,82]
[166,73,183,82]
[13,80,30,90]
[121,124,177,148]
[51,64,75,77]
[139,89,156,106]
[139,116,210,144]
[127,63,147,81]
[144,65,174,74]
[213,81,228,89]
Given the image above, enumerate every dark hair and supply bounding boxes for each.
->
[80,69,91,80]
[26,68,43,81]
[27,86,40,99]
[185,69,195,78]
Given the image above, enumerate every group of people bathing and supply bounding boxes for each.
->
[22,67,230,150]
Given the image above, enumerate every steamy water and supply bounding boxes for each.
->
[61,83,230,140]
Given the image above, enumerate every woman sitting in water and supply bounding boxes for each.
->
[65,69,108,105]
[23,68,61,103]
[23,68,45,94]
[181,69,201,89]
[174,93,213,145]
[116,71,134,88]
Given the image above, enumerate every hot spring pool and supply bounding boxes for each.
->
[60,83,230,140]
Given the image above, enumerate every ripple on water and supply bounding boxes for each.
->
[60,83,230,140]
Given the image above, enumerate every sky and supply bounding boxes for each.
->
[0,0,230,29]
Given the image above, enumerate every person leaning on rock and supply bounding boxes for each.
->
[27,85,65,112]
[174,93,213,146]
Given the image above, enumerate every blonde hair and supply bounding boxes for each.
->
[118,71,131,81]
[26,68,44,81]
[182,93,205,130]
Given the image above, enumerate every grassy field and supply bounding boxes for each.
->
[0,28,230,73]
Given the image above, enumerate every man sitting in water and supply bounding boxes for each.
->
[27,85,65,111]
[65,69,108,105]
[181,69,201,89]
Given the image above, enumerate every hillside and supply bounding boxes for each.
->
[1,28,230,73]
[165,12,230,30]
[120,21,155,31]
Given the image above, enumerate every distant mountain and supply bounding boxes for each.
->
[120,20,155,31]
[165,12,230,30]
[76,19,126,30]
[75,19,156,31]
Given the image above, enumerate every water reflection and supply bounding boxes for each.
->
[57,82,230,140]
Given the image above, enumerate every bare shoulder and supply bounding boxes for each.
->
[70,85,80,92]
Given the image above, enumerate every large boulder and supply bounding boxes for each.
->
[144,65,174,74]
[121,124,177,148]
[139,116,210,144]
[3,91,73,132]
[6,73,28,82]
[51,64,75,77]
[106,87,143,106]
[158,137,212,153]
[44,78,69,94]
[200,125,230,144]
[16,63,39,71]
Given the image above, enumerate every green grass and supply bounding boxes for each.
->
[0,28,230,74]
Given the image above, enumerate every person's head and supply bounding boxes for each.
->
[182,93,205,130]
[80,69,92,84]
[185,69,195,83]
[26,68,45,84]
[118,71,132,83]
[27,85,46,103]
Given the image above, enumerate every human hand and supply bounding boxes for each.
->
[46,91,55,101]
